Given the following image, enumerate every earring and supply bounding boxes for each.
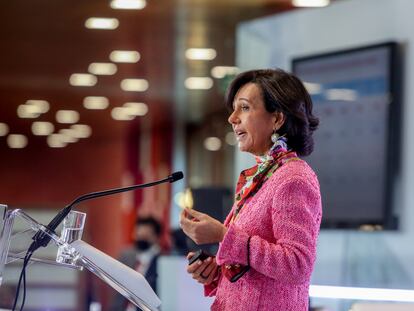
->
[271,131,279,143]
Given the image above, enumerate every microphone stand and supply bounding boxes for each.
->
[12,171,183,311]
[29,171,184,253]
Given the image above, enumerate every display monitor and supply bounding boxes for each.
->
[292,42,401,229]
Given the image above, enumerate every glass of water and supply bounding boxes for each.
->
[56,210,86,265]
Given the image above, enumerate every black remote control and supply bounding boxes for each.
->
[188,250,211,265]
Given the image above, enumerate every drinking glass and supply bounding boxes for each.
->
[56,210,86,265]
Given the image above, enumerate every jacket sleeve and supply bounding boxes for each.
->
[215,174,322,285]
[204,276,220,297]
[202,209,235,297]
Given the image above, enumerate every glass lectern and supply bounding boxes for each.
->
[0,204,161,311]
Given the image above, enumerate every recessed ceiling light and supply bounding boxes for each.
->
[25,100,49,113]
[17,104,41,118]
[59,129,79,143]
[32,121,54,136]
[120,79,149,92]
[185,48,217,60]
[174,189,194,209]
[56,110,80,124]
[111,107,135,120]
[70,124,92,138]
[225,132,237,146]
[110,0,146,10]
[211,66,240,79]
[123,102,148,116]
[204,137,222,151]
[88,63,117,75]
[292,0,330,7]
[109,50,140,63]
[85,17,119,30]
[83,96,109,110]
[184,77,213,90]
[47,134,67,148]
[0,123,9,136]
[7,134,28,149]
[69,73,97,87]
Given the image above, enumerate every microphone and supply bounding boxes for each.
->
[29,171,184,253]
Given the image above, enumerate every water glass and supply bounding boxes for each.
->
[56,210,86,265]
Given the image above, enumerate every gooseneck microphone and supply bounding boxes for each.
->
[28,171,184,253]
[12,172,183,311]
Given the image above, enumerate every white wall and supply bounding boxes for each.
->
[237,0,414,309]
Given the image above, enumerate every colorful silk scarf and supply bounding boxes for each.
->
[231,136,299,223]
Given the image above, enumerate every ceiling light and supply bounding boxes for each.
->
[17,104,41,118]
[185,48,217,60]
[56,110,80,124]
[211,66,240,79]
[88,63,117,75]
[174,189,194,209]
[110,0,146,9]
[111,107,135,121]
[85,17,119,30]
[120,79,149,92]
[185,77,213,90]
[123,102,148,116]
[17,100,49,118]
[309,285,414,302]
[32,121,54,136]
[26,100,49,113]
[225,132,237,146]
[292,0,330,7]
[70,124,92,138]
[7,134,28,149]
[47,134,67,148]
[0,123,9,136]
[69,73,97,87]
[59,129,79,143]
[83,96,109,110]
[204,137,222,151]
[109,50,140,63]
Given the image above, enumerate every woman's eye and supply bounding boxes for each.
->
[241,105,249,111]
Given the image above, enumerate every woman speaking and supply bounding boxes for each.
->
[180,68,322,311]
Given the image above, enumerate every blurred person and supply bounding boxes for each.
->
[109,216,161,311]
[0,284,15,309]
[180,69,322,311]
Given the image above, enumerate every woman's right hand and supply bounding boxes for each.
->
[186,252,219,285]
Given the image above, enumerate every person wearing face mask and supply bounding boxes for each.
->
[180,69,322,311]
[109,216,162,311]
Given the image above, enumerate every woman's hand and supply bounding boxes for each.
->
[186,252,219,285]
[180,208,227,244]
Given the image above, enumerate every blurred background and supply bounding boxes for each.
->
[1,0,414,310]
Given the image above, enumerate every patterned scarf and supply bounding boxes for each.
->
[230,136,299,223]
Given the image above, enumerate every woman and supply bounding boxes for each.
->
[180,68,322,311]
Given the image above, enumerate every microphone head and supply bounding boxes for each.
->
[169,171,184,182]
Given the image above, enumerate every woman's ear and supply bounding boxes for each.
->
[273,111,285,131]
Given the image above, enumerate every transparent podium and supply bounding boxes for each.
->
[0,204,161,311]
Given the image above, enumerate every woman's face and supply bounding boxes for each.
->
[228,83,281,156]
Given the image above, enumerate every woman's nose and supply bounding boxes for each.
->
[228,111,239,125]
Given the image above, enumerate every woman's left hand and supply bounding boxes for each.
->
[180,208,227,245]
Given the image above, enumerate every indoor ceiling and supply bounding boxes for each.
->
[0,0,318,151]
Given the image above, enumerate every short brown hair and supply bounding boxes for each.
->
[225,68,319,156]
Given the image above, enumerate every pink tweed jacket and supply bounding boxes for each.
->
[206,159,322,311]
